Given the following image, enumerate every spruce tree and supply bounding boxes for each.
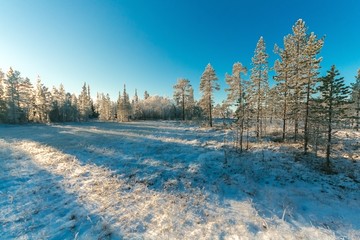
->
[199,63,219,127]
[318,65,350,169]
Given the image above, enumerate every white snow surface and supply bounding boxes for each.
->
[0,121,359,239]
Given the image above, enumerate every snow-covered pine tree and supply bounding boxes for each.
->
[0,69,6,122]
[199,63,219,127]
[302,32,324,154]
[274,35,294,141]
[58,84,67,121]
[287,19,308,142]
[225,62,247,151]
[351,69,360,131]
[50,86,60,122]
[31,76,52,123]
[117,84,131,122]
[5,68,21,123]
[317,65,350,169]
[132,89,142,120]
[277,19,324,150]
[250,37,269,139]
[173,78,192,121]
[225,62,247,107]
[18,77,33,122]
[97,93,111,121]
[69,93,79,122]
[78,83,92,121]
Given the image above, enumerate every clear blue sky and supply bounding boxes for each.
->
[0,0,359,103]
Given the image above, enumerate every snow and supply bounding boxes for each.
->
[0,121,359,239]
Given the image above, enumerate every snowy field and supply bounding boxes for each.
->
[0,121,359,239]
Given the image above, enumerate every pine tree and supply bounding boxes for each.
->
[0,69,6,122]
[78,83,91,121]
[276,19,324,149]
[18,77,33,122]
[116,85,131,122]
[70,93,79,121]
[302,32,324,153]
[199,63,219,127]
[58,84,67,121]
[250,37,269,139]
[225,62,247,107]
[173,78,192,120]
[274,35,293,141]
[225,62,247,151]
[351,69,360,131]
[288,19,308,142]
[132,89,142,120]
[5,68,21,123]
[318,65,350,169]
[31,76,52,123]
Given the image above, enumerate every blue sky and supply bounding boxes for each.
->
[0,0,359,103]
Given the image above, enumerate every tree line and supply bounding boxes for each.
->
[1,19,359,168]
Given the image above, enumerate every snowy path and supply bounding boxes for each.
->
[0,121,359,239]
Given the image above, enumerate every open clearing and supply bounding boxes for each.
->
[0,121,359,239]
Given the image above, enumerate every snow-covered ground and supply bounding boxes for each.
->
[0,121,359,239]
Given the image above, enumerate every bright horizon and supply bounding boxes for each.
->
[1,0,359,103]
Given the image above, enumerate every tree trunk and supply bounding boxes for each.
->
[304,76,311,154]
[326,113,332,169]
[209,96,212,127]
[326,91,334,169]
[282,96,287,141]
[182,92,185,121]
[356,109,359,131]
[256,71,261,139]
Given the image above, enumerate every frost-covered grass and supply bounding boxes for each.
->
[0,121,359,239]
